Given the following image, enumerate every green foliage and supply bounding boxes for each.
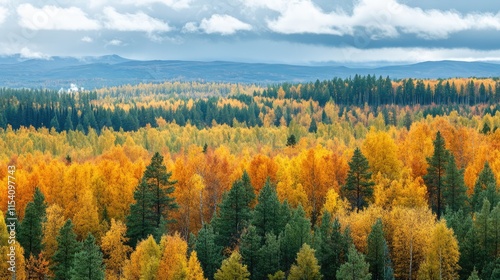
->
[471,162,499,212]
[256,233,281,280]
[342,147,374,212]
[252,179,283,237]
[367,219,393,280]
[195,223,222,280]
[70,234,105,280]
[18,187,47,258]
[336,245,372,280]
[280,205,311,272]
[239,226,261,279]
[214,172,255,249]
[288,244,322,280]
[286,135,297,147]
[267,270,285,280]
[467,268,481,280]
[52,220,82,280]
[126,180,156,247]
[443,154,467,213]
[214,251,250,280]
[423,131,449,219]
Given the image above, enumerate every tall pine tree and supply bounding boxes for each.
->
[366,219,393,280]
[18,187,47,258]
[443,154,467,213]
[70,233,105,280]
[471,162,499,212]
[423,131,448,219]
[251,179,282,237]
[52,220,81,280]
[194,223,222,280]
[336,245,372,280]
[342,147,374,212]
[126,180,156,247]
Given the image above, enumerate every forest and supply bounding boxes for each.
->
[1,77,500,279]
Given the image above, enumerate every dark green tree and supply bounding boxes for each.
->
[423,131,449,219]
[195,223,222,280]
[252,179,282,237]
[443,154,467,213]
[18,187,47,258]
[336,245,372,280]
[342,148,375,212]
[471,162,499,212]
[286,135,297,147]
[52,220,81,280]
[280,205,312,272]
[256,233,281,280]
[239,226,261,279]
[214,172,255,249]
[70,233,105,280]
[366,219,392,280]
[309,118,318,133]
[126,180,156,247]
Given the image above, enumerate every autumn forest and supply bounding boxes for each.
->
[2,77,500,279]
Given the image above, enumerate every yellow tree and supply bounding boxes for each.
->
[187,251,206,280]
[41,204,66,262]
[157,233,188,280]
[101,219,132,280]
[72,188,101,240]
[417,220,460,280]
[122,235,161,280]
[362,129,403,180]
[0,211,27,279]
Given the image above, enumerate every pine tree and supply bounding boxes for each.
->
[280,205,312,272]
[288,243,322,280]
[18,187,47,259]
[126,180,156,247]
[239,226,261,279]
[309,118,318,133]
[467,267,480,280]
[315,213,351,279]
[342,147,375,212]
[286,135,297,147]
[367,219,392,280]
[195,224,222,280]
[214,174,255,250]
[70,233,105,280]
[471,162,498,212]
[252,179,282,237]
[443,154,467,213]
[52,220,81,280]
[336,245,372,280]
[423,131,449,219]
[214,251,250,280]
[256,233,281,280]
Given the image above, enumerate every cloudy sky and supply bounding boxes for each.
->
[0,0,499,65]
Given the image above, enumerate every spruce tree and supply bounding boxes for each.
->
[252,179,282,237]
[443,154,467,213]
[471,162,498,212]
[214,174,255,249]
[239,226,261,279]
[342,147,374,212]
[336,245,372,280]
[366,219,392,280]
[52,220,81,280]
[126,180,156,247]
[70,233,105,280]
[195,224,222,280]
[280,205,311,272]
[18,188,47,258]
[309,119,318,133]
[423,131,449,219]
[256,233,281,280]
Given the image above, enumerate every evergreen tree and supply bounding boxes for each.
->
[214,174,255,249]
[50,115,60,131]
[288,244,322,280]
[467,268,480,280]
[342,148,375,212]
[309,118,318,133]
[443,154,467,213]
[423,131,449,219]
[70,233,105,280]
[126,180,156,247]
[367,219,392,280]
[256,233,281,280]
[18,188,47,258]
[64,112,74,131]
[280,205,312,272]
[252,179,282,237]
[52,220,81,280]
[195,224,222,280]
[471,162,499,212]
[239,226,261,279]
[214,251,250,280]
[286,135,297,147]
[336,245,372,280]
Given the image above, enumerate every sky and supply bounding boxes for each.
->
[0,0,499,65]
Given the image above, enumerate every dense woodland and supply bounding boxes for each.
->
[2,78,500,279]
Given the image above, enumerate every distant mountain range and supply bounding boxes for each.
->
[0,54,499,89]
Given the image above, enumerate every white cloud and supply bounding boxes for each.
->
[121,0,192,10]
[81,36,93,42]
[199,14,252,35]
[251,0,500,39]
[182,22,198,33]
[0,6,7,25]
[20,47,50,59]
[106,39,123,46]
[103,7,171,33]
[17,4,101,30]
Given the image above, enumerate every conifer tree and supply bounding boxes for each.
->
[70,233,105,280]
[214,174,254,249]
[256,233,281,280]
[252,179,282,237]
[18,187,47,259]
[126,180,156,247]
[280,205,312,272]
[195,224,222,280]
[239,226,261,279]
[288,244,322,280]
[214,251,250,280]
[52,219,81,280]
[471,162,498,212]
[336,245,372,280]
[423,131,449,219]
[342,147,374,212]
[443,154,467,213]
[367,219,392,280]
